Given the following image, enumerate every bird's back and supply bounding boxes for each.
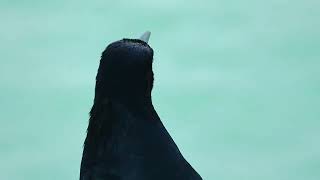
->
[80,101,202,180]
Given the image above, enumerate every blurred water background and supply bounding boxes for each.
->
[0,0,319,179]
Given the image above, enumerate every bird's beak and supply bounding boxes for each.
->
[139,31,151,43]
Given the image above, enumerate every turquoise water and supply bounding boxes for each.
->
[1,0,319,179]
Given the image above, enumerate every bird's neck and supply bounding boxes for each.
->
[108,94,152,109]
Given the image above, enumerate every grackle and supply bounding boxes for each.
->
[80,31,202,180]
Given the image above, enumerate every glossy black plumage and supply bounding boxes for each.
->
[80,38,202,180]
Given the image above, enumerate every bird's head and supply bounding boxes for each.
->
[94,31,154,104]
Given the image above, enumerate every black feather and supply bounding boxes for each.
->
[80,38,202,180]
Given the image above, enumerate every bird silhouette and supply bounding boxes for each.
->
[80,32,202,180]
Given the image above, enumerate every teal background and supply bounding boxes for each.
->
[1,0,319,179]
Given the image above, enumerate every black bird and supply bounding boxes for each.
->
[80,32,202,180]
